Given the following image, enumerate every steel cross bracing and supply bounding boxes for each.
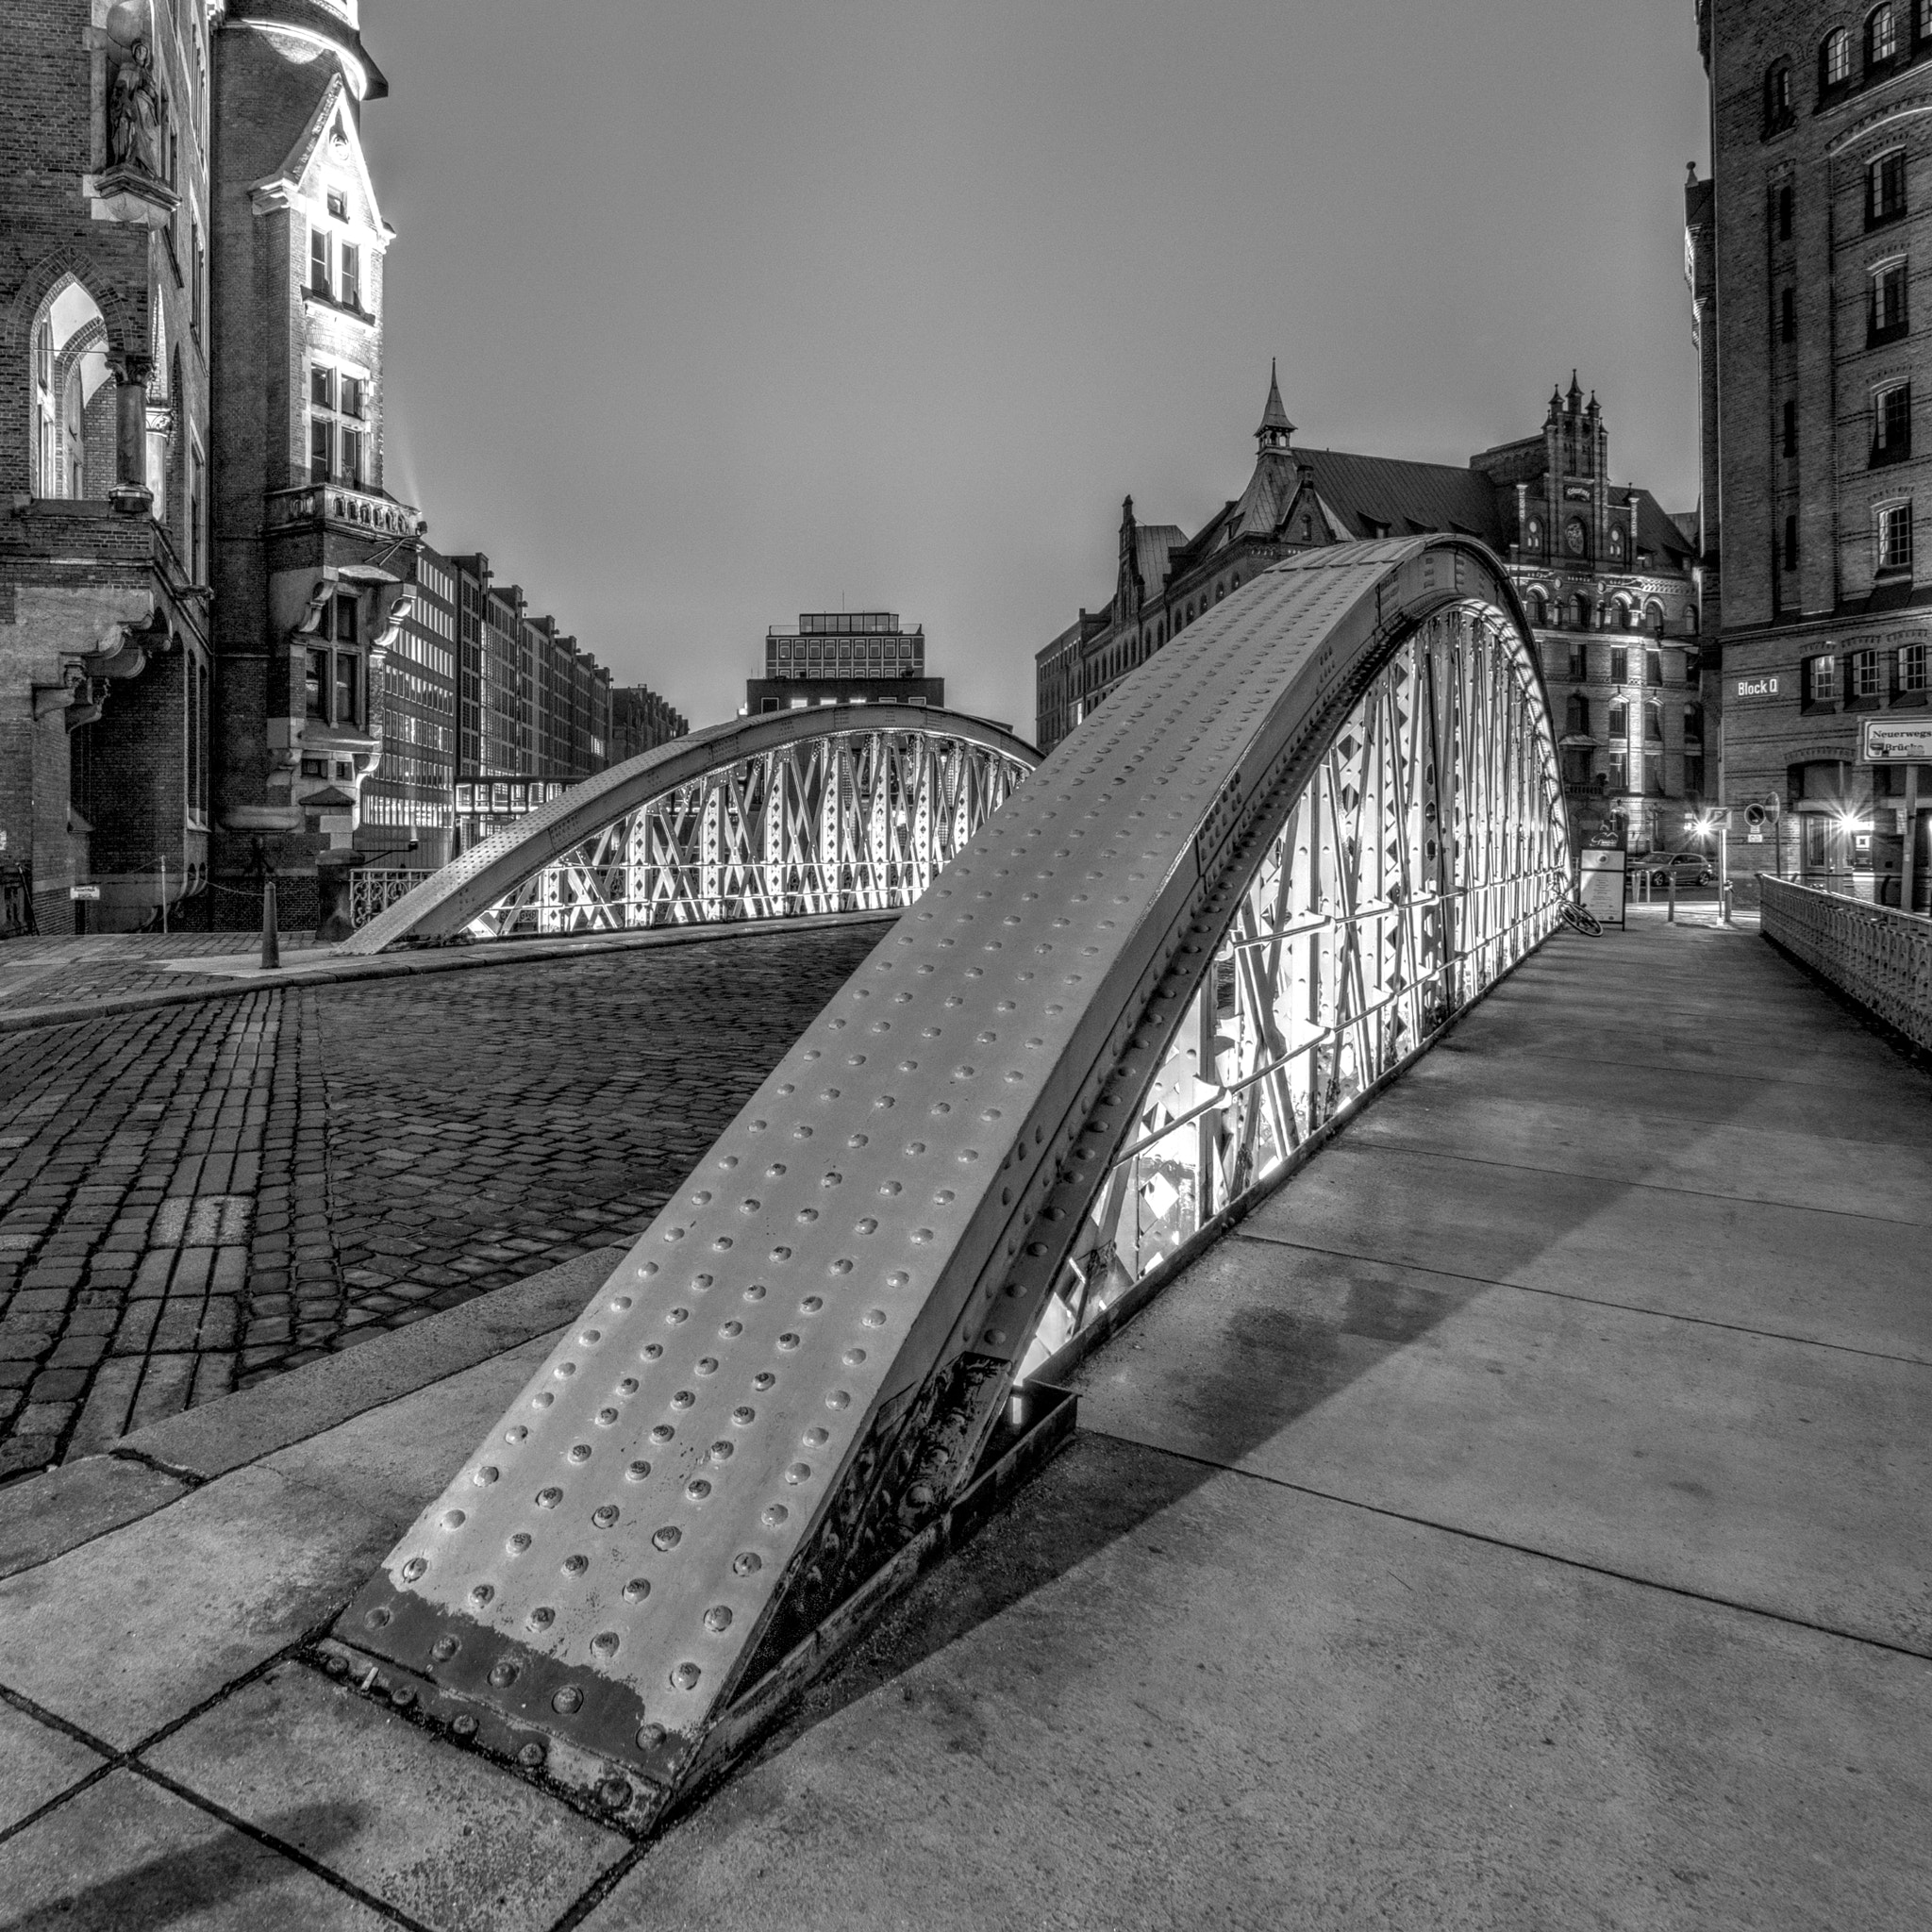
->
[1020,598,1568,1371]
[488,728,1027,938]
[333,538,1571,1831]
[338,706,1040,955]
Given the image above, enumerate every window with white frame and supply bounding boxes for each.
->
[1870,3,1899,65]
[1825,25,1853,83]
[1878,498,1914,570]
[1807,653,1840,702]
[1871,258,1909,342]
[1850,648,1884,697]
[308,362,367,485]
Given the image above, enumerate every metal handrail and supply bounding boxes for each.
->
[1760,874,1932,1050]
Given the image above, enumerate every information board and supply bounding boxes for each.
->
[1577,849,1626,929]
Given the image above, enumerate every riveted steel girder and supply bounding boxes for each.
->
[334,538,1570,1824]
[340,705,1041,954]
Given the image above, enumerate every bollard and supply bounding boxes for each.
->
[260,874,280,971]
[1667,866,1675,924]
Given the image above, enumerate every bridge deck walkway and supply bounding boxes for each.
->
[0,917,1926,1927]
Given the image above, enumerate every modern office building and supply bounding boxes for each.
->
[1691,0,1932,903]
[1038,371,1704,856]
[1,0,216,932]
[747,612,942,713]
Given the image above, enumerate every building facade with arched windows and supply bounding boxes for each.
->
[1037,373,1704,855]
[0,0,215,934]
[1693,0,1932,905]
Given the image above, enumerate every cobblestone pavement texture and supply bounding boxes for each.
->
[0,934,328,1015]
[0,925,882,1479]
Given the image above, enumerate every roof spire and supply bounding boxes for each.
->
[1566,369,1584,411]
[1256,358,1295,454]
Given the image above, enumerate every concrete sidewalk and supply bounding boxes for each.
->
[0,917,1924,1928]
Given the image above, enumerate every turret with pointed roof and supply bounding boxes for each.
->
[1256,360,1295,455]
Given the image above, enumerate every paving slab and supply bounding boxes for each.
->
[589,1433,1932,1932]
[0,1700,105,1837]
[0,1768,391,1929]
[0,1452,191,1582]
[148,1662,629,1932]
[1071,1234,1932,1652]
[117,1245,623,1482]
[1349,1084,1932,1225]
[0,1339,552,1752]
[1421,1021,1932,1143]
[1241,1141,1932,1363]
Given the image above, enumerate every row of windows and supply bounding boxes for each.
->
[1521,516,1629,563]
[1561,695,1704,741]
[455,780,568,813]
[1778,502,1915,573]
[1804,641,1931,699]
[1543,643,1683,687]
[1765,4,1932,126]
[1776,381,1912,466]
[768,637,923,674]
[1525,591,1682,633]
[362,794,454,829]
[391,625,454,682]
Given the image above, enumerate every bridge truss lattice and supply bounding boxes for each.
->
[340,706,1039,954]
[480,726,1029,938]
[333,538,1572,1836]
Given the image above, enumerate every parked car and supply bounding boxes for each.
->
[1641,851,1715,890]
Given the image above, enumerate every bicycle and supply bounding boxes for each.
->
[1557,899,1604,937]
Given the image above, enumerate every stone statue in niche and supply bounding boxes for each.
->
[108,39,163,175]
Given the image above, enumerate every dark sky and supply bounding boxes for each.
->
[359,0,1709,739]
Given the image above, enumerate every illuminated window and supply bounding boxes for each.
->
[1869,3,1898,66]
[1824,26,1852,85]
[1870,260,1908,344]
[1879,499,1914,570]
[1807,654,1840,702]
[1869,150,1907,228]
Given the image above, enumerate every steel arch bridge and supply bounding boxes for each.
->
[340,706,1041,954]
[334,537,1572,1829]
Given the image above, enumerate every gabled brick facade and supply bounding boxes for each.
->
[1,0,215,933]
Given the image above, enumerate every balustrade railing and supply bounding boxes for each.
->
[348,868,438,929]
[265,481,423,541]
[1760,875,1932,1050]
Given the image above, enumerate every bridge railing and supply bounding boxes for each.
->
[348,869,439,929]
[1760,875,1932,1050]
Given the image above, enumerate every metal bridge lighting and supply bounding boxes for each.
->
[332,536,1574,1830]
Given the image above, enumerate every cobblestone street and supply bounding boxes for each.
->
[0,925,883,1479]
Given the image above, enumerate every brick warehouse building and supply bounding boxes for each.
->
[1039,372,1704,857]
[1693,0,1932,906]
[204,0,424,881]
[0,0,216,935]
